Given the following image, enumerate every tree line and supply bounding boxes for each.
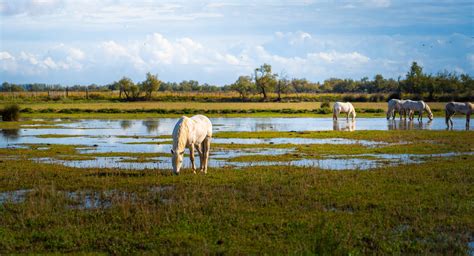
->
[2,62,473,101]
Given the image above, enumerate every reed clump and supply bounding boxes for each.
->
[1,104,20,121]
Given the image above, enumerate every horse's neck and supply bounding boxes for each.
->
[424,104,431,114]
[175,120,193,150]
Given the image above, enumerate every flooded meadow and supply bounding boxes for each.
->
[0,117,472,171]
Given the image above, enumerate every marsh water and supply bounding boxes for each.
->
[1,117,472,171]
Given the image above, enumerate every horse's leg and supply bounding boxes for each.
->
[445,110,450,127]
[333,110,337,121]
[346,112,349,121]
[466,113,470,128]
[201,137,211,174]
[418,110,422,122]
[189,145,196,174]
[195,144,204,172]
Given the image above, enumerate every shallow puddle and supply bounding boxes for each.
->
[0,189,33,204]
[32,151,473,171]
[0,186,173,209]
[214,137,386,147]
[1,117,471,150]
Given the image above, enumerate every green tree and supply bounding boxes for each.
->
[141,72,161,100]
[254,63,277,101]
[117,77,137,100]
[404,61,426,94]
[275,73,290,101]
[231,76,255,101]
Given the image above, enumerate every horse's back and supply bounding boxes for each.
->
[191,115,213,137]
[334,102,353,112]
[172,116,187,137]
[447,102,471,114]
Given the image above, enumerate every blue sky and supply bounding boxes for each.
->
[0,0,473,85]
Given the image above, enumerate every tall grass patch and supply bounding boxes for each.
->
[1,104,20,121]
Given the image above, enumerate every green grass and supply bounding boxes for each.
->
[0,156,472,254]
[0,127,472,254]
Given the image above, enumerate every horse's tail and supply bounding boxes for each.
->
[386,105,392,120]
[332,104,339,120]
[445,108,449,126]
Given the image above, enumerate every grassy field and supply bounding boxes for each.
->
[12,101,447,111]
[0,129,473,254]
[0,101,447,119]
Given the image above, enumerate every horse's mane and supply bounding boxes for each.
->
[424,102,432,114]
[173,117,190,152]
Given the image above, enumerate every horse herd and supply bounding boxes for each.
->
[171,101,472,174]
[333,100,472,128]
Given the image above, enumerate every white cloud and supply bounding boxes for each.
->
[0,51,14,60]
[467,54,474,69]
[0,0,64,16]
[100,33,244,71]
[365,0,391,8]
[309,51,370,63]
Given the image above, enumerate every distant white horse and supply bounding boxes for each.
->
[386,99,406,120]
[445,102,472,128]
[171,115,212,175]
[402,100,433,121]
[333,102,356,121]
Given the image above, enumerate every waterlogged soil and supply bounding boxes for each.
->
[0,118,472,171]
[0,186,173,209]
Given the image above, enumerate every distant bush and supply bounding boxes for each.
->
[320,101,330,108]
[20,107,34,113]
[356,108,384,113]
[1,104,20,121]
[313,108,332,114]
[39,108,56,113]
[387,92,401,100]
[369,94,386,102]
[97,108,122,113]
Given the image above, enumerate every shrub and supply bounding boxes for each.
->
[388,92,401,101]
[39,108,56,113]
[320,101,330,108]
[313,108,332,114]
[1,104,21,121]
[20,107,34,113]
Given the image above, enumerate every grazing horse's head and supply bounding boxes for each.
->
[426,106,433,120]
[428,112,433,120]
[171,149,185,175]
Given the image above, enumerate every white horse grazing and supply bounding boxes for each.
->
[386,99,406,120]
[333,102,356,121]
[445,102,472,128]
[171,115,212,175]
[402,100,433,121]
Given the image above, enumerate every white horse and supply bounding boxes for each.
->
[386,99,406,120]
[445,102,472,128]
[333,102,356,121]
[401,100,433,121]
[171,115,212,175]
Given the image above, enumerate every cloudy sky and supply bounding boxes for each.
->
[0,0,473,85]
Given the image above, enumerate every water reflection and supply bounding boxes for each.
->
[0,129,21,141]
[120,120,133,130]
[255,122,276,131]
[387,119,433,130]
[333,120,356,131]
[142,120,160,133]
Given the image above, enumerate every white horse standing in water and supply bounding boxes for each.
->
[333,102,356,121]
[445,102,472,128]
[171,115,212,175]
[402,100,433,121]
[386,99,406,120]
